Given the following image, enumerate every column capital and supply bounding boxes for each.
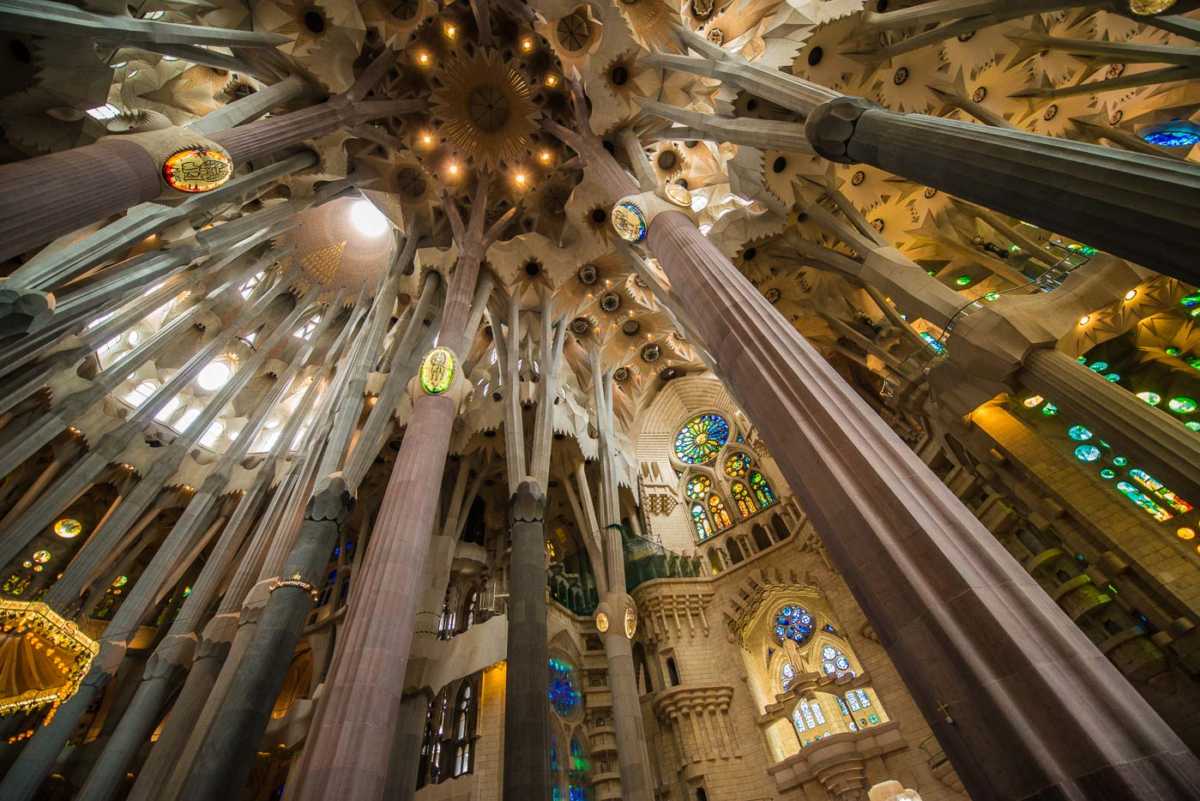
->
[804,96,880,164]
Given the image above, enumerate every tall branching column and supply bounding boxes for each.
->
[503,480,550,801]
[194,182,513,801]
[643,208,1200,801]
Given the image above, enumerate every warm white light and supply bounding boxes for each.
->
[197,359,233,391]
[415,50,432,67]
[544,73,559,88]
[1078,315,1091,326]
[520,37,535,52]
[1124,289,1137,301]
[513,171,529,189]
[444,22,457,38]
[537,149,553,165]
[446,161,462,180]
[351,199,389,237]
[419,131,435,148]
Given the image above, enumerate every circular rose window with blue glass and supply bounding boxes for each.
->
[774,606,815,645]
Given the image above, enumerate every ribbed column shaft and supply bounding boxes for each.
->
[822,101,1200,284]
[503,481,550,801]
[0,140,160,262]
[1020,348,1200,499]
[646,209,1200,801]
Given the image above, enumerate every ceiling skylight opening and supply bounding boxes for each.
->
[350,199,390,237]
[196,358,233,391]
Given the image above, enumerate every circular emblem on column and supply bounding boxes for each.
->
[162,147,233,193]
[611,200,647,243]
[595,611,610,633]
[624,606,638,639]
[663,182,692,208]
[419,347,456,395]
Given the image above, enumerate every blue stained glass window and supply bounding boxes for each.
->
[1067,425,1093,442]
[774,606,815,645]
[568,787,586,801]
[548,658,581,715]
[673,414,730,464]
[1074,445,1101,462]
[1142,123,1200,148]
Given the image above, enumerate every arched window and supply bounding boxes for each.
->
[451,682,477,777]
[780,661,796,691]
[792,698,825,733]
[707,548,722,573]
[429,690,449,783]
[726,538,744,564]
[750,471,776,508]
[417,699,435,789]
[845,688,871,711]
[666,657,680,686]
[770,513,790,541]
[549,658,582,716]
[819,644,855,679]
[707,493,733,530]
[724,452,751,478]
[730,481,757,519]
[751,523,771,551]
[690,503,712,541]
[438,595,456,639]
[462,589,478,631]
[124,380,159,407]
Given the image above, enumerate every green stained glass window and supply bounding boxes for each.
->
[724,452,751,478]
[1074,445,1101,462]
[1067,425,1093,441]
[1116,481,1172,522]
[1088,361,1108,372]
[1041,402,1059,416]
[685,474,712,500]
[1104,373,1121,383]
[673,414,729,464]
[1187,421,1200,432]
[1136,391,1161,406]
[1168,396,1197,414]
[691,503,712,541]
[1099,468,1116,480]
[731,481,757,518]
[750,471,776,508]
[1113,456,1129,467]
[1128,468,1193,514]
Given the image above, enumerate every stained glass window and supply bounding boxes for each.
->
[452,682,474,776]
[724,452,751,478]
[845,689,872,711]
[549,658,582,715]
[750,471,776,507]
[781,662,796,690]
[820,645,854,679]
[731,481,756,519]
[685,474,712,500]
[673,414,730,464]
[793,699,824,734]
[691,503,712,540]
[1074,445,1101,463]
[774,606,815,645]
[1116,481,1172,522]
[1127,469,1193,515]
[1067,425,1093,441]
[708,494,733,530]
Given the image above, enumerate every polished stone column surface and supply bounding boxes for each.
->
[806,96,1200,285]
[178,481,356,801]
[645,209,1200,801]
[282,396,457,801]
[0,139,160,262]
[503,481,551,801]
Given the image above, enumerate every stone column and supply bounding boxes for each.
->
[805,95,1200,285]
[275,184,513,801]
[385,690,433,801]
[643,207,1200,801]
[503,481,550,801]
